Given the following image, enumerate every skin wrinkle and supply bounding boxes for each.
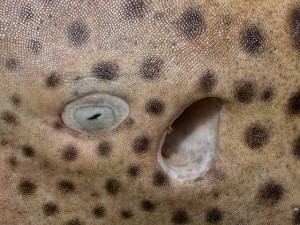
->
[0,0,299,225]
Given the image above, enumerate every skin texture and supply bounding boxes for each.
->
[1,0,300,224]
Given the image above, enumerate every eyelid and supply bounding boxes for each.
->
[61,93,129,134]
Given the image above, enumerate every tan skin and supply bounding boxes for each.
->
[0,0,300,224]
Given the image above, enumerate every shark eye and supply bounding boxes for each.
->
[61,93,129,134]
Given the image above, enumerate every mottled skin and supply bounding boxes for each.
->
[1,0,300,224]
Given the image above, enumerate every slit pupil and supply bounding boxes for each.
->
[87,113,102,120]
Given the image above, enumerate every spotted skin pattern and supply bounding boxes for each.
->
[0,0,300,224]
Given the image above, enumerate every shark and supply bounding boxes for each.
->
[0,0,300,224]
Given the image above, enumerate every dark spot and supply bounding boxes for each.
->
[18,179,37,195]
[45,72,60,88]
[22,145,35,158]
[93,205,106,218]
[97,141,112,157]
[245,123,269,149]
[128,164,140,177]
[65,218,84,225]
[293,208,300,224]
[141,200,156,212]
[53,121,63,130]
[171,209,189,224]
[5,58,19,70]
[8,156,18,167]
[123,0,147,19]
[0,139,8,146]
[293,137,300,160]
[90,192,99,198]
[28,39,42,53]
[43,202,59,216]
[20,5,34,20]
[199,70,217,93]
[122,117,135,129]
[67,20,90,47]
[62,145,78,161]
[57,180,75,194]
[10,94,22,106]
[133,136,151,154]
[146,98,165,115]
[140,57,163,80]
[1,111,19,127]
[261,88,274,101]
[241,25,265,55]
[179,7,206,39]
[91,62,119,80]
[257,181,284,205]
[234,81,255,103]
[213,191,220,200]
[290,6,300,50]
[152,171,169,187]
[121,209,134,219]
[206,208,223,223]
[105,178,121,195]
[288,91,300,114]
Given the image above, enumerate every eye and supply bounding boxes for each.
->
[61,93,129,134]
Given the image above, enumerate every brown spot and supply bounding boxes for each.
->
[261,88,274,101]
[290,6,300,50]
[45,72,60,88]
[241,25,265,55]
[43,202,59,216]
[245,123,269,149]
[28,39,42,53]
[293,136,300,160]
[1,111,19,126]
[92,62,119,80]
[20,5,34,20]
[22,145,35,158]
[8,156,18,167]
[206,208,223,223]
[53,121,63,130]
[105,178,121,195]
[141,200,156,212]
[288,91,300,114]
[97,141,112,157]
[10,94,22,106]
[128,164,140,178]
[140,57,163,80]
[5,58,19,70]
[199,70,217,93]
[67,20,90,47]
[146,98,165,115]
[62,145,78,161]
[57,180,75,194]
[234,81,255,103]
[257,181,284,205]
[133,136,151,154]
[152,171,169,187]
[179,7,206,39]
[0,139,8,146]
[93,205,106,218]
[120,209,134,219]
[171,209,190,224]
[65,218,84,225]
[18,179,37,195]
[123,0,147,19]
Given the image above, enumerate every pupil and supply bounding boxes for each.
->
[87,113,102,120]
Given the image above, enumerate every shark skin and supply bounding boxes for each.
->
[0,0,300,224]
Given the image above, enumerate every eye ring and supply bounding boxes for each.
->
[61,93,129,134]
